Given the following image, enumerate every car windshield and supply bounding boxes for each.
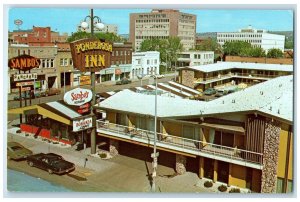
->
[10,146,23,151]
[48,156,63,164]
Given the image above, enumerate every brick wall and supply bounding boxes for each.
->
[225,56,293,65]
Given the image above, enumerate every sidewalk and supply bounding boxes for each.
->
[6,119,249,193]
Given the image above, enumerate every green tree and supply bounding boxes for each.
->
[67,31,124,43]
[195,38,220,52]
[166,37,183,70]
[267,48,284,58]
[223,41,252,56]
[67,31,91,42]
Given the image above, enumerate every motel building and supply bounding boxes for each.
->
[178,62,293,92]
[93,75,293,193]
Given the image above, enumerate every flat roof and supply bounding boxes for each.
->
[181,62,293,73]
[98,75,293,123]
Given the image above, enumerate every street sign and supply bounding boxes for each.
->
[16,81,34,87]
[151,152,159,158]
[14,73,37,81]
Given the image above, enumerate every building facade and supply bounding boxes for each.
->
[131,51,160,79]
[217,26,285,52]
[178,62,293,91]
[8,45,58,93]
[177,51,214,67]
[129,9,196,51]
[94,75,293,193]
[9,26,68,46]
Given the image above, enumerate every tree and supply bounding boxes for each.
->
[267,48,283,58]
[195,38,220,52]
[67,31,124,43]
[166,37,183,70]
[223,41,252,56]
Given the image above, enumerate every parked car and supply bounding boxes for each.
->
[27,153,75,175]
[41,88,61,96]
[215,90,228,97]
[7,142,33,160]
[203,88,217,96]
[156,74,165,79]
[116,78,132,85]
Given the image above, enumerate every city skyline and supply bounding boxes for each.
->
[8,8,294,35]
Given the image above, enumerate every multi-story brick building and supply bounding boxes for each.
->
[8,44,58,93]
[129,9,196,51]
[9,26,68,46]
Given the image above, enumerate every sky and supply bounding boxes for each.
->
[7,7,294,35]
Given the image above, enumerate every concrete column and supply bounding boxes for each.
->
[213,160,218,183]
[199,157,204,179]
[109,139,119,157]
[261,119,281,193]
[175,154,186,175]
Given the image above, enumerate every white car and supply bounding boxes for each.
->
[156,74,165,79]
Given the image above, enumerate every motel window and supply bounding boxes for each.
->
[276,178,284,193]
[50,59,54,67]
[147,60,150,65]
[112,51,114,56]
[69,59,73,66]
[120,51,123,56]
[63,58,68,66]
[115,51,119,56]
[287,180,293,193]
[154,59,157,64]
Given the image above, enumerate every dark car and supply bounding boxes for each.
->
[41,88,61,96]
[27,153,75,175]
[203,88,216,96]
[116,78,132,85]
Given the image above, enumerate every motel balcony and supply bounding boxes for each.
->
[96,120,263,170]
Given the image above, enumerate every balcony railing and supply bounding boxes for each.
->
[96,120,263,166]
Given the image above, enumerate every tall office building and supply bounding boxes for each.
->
[129,9,196,51]
[217,25,285,52]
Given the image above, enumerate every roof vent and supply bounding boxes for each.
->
[260,91,263,95]
[269,106,272,111]
[232,99,235,103]
[222,100,225,104]
[278,109,280,114]
[279,84,282,87]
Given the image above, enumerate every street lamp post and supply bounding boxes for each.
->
[151,74,158,192]
[80,9,105,154]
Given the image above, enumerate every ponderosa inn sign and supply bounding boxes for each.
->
[70,38,112,72]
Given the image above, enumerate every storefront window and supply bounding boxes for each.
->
[287,180,293,193]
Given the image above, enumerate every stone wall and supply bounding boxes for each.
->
[181,70,195,88]
[261,120,281,193]
[109,139,119,157]
[175,154,187,175]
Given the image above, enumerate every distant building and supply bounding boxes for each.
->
[129,9,196,51]
[177,51,214,67]
[77,19,118,35]
[9,26,68,46]
[217,25,285,52]
[131,51,160,79]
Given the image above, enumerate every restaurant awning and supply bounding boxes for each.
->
[8,101,82,126]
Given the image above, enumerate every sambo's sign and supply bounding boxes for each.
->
[73,117,93,132]
[64,88,92,106]
[70,38,112,72]
[9,55,40,71]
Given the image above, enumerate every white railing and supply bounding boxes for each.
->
[96,120,263,165]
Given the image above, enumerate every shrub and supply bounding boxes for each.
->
[204,180,213,188]
[99,153,107,158]
[16,130,21,133]
[229,188,241,193]
[218,184,228,192]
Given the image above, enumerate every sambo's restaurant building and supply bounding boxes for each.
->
[8,87,94,146]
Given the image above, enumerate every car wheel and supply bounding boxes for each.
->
[48,169,53,174]
[28,161,34,167]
